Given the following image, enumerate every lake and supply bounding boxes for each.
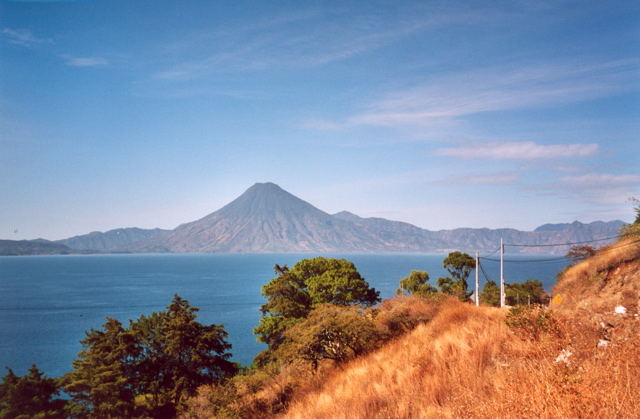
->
[0,253,567,378]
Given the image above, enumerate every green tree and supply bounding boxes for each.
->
[437,251,475,301]
[632,197,640,225]
[480,280,500,307]
[397,270,437,296]
[64,317,138,418]
[0,365,66,419]
[278,304,379,370]
[505,280,548,306]
[621,197,640,238]
[65,295,237,418]
[136,295,238,416]
[565,245,596,264]
[254,258,380,358]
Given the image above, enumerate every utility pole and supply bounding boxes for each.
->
[500,238,505,307]
[475,251,480,306]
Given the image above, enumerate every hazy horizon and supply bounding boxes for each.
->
[2,1,638,240]
[7,181,630,242]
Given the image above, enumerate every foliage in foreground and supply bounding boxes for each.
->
[278,304,379,370]
[0,365,66,419]
[184,295,444,418]
[64,295,237,418]
[505,304,559,341]
[254,257,380,363]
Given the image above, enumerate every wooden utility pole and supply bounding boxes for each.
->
[475,251,480,306]
[500,238,505,307]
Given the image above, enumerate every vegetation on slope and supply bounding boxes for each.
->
[279,218,640,418]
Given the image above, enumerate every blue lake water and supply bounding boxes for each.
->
[0,253,568,378]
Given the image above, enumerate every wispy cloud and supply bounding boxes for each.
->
[298,118,343,131]
[466,173,520,185]
[530,171,640,206]
[62,56,109,67]
[347,59,639,128]
[560,173,640,186]
[2,28,52,47]
[432,141,598,160]
[432,172,520,186]
[151,7,475,81]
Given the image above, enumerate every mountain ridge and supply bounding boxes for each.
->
[4,182,625,255]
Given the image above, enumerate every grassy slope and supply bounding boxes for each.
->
[282,239,640,418]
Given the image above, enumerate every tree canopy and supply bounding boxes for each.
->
[480,280,548,307]
[505,280,548,306]
[565,245,596,264]
[437,251,475,301]
[64,295,237,418]
[0,365,66,419]
[254,257,380,359]
[397,270,437,296]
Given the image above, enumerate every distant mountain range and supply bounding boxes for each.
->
[1,182,626,255]
[0,239,77,256]
[58,227,170,252]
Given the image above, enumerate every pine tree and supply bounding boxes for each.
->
[64,317,138,418]
[0,365,66,418]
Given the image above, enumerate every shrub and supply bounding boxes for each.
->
[373,295,441,339]
[278,304,380,370]
[505,305,560,341]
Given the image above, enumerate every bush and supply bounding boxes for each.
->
[505,305,560,341]
[278,304,380,370]
[373,295,442,339]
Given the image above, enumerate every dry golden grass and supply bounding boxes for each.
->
[552,237,640,313]
[182,295,443,418]
[185,240,640,418]
[281,240,640,419]
[283,300,640,419]
[284,300,508,419]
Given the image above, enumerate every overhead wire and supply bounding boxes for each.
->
[504,235,621,247]
[477,259,493,283]
[480,256,569,263]
[480,237,640,264]
[480,247,501,258]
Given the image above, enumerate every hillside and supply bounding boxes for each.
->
[0,239,77,256]
[185,231,638,418]
[51,182,624,254]
[57,227,170,252]
[277,232,640,418]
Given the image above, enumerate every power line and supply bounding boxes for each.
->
[481,256,568,263]
[504,235,621,248]
[478,259,493,283]
[480,247,501,258]
[480,238,640,264]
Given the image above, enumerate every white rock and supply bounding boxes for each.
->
[597,339,610,347]
[555,349,573,363]
[614,305,627,315]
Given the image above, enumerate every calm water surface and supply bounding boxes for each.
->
[0,253,567,377]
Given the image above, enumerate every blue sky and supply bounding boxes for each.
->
[1,0,639,240]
